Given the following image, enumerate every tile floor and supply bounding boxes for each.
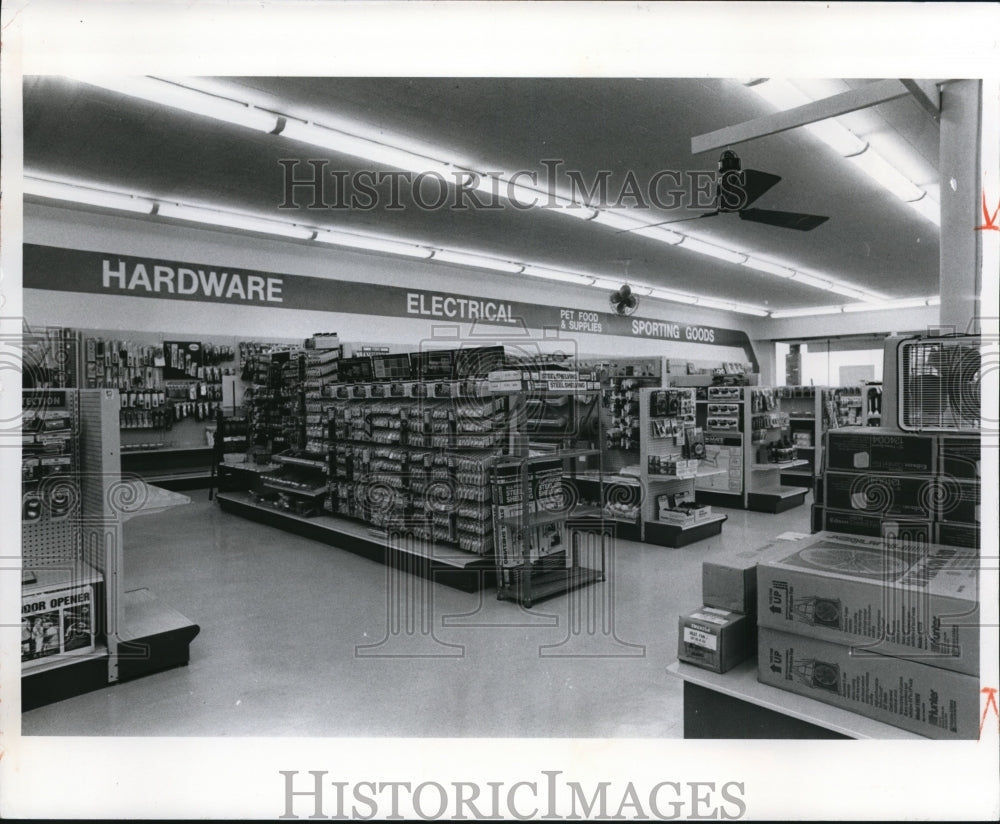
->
[22,492,813,737]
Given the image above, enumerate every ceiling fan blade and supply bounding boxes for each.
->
[740,169,782,208]
[615,211,719,233]
[738,207,829,231]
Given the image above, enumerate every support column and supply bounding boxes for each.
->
[939,80,988,333]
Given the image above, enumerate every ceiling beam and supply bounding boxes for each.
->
[901,78,941,122]
[692,78,915,155]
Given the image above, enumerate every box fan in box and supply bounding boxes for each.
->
[883,334,981,432]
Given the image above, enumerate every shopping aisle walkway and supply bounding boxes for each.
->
[22,495,812,737]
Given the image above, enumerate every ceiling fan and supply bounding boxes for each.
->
[628,150,829,232]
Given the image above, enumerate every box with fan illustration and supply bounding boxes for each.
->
[938,435,980,480]
[756,532,979,675]
[757,628,979,740]
[825,429,936,474]
[823,472,938,519]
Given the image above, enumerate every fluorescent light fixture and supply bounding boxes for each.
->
[789,272,831,289]
[156,202,316,240]
[842,297,937,313]
[926,296,941,306]
[677,235,747,264]
[741,256,796,278]
[431,249,523,273]
[769,305,844,318]
[630,225,685,245]
[24,176,155,214]
[745,79,939,225]
[72,76,280,133]
[648,288,698,304]
[314,229,432,258]
[695,297,769,317]
[823,283,874,301]
[848,146,927,202]
[907,193,941,226]
[590,210,652,232]
[520,265,594,286]
[280,119,456,179]
[805,119,869,156]
[590,277,627,291]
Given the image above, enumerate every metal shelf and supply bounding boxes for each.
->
[750,459,809,470]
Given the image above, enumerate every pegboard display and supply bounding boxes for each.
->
[639,387,707,525]
[22,390,82,566]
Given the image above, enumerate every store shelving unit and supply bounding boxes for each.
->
[492,385,606,607]
[677,385,808,513]
[639,387,728,547]
[217,378,512,591]
[776,386,822,488]
[863,381,883,426]
[21,389,200,710]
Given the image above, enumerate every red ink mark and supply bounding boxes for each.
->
[975,190,1000,231]
[980,687,999,737]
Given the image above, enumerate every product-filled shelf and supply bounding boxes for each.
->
[652,513,728,531]
[750,459,809,471]
[498,505,604,527]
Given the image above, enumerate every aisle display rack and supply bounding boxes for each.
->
[638,386,728,546]
[21,389,200,710]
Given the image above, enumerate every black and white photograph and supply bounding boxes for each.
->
[1,1,998,821]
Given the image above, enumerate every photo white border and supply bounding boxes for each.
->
[1,1,998,820]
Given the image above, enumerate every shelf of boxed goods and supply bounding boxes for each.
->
[216,382,507,592]
[639,387,728,547]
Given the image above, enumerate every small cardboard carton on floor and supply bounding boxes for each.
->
[756,532,979,676]
[757,627,979,740]
[677,607,753,673]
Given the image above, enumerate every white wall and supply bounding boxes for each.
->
[22,202,756,364]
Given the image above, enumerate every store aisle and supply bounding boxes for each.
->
[21,495,812,737]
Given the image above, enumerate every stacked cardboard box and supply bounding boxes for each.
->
[812,428,980,549]
[677,534,811,673]
[755,531,980,739]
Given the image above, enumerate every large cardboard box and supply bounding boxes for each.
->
[824,471,937,519]
[825,428,936,474]
[939,479,980,525]
[758,627,979,740]
[678,607,754,673]
[702,534,812,615]
[936,521,980,549]
[819,507,934,545]
[939,435,980,480]
[757,532,979,675]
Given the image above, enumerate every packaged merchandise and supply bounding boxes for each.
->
[22,582,96,667]
[823,471,938,519]
[756,532,979,675]
[938,436,980,480]
[817,507,934,545]
[678,607,754,673]
[702,535,812,615]
[825,429,936,474]
[758,627,979,740]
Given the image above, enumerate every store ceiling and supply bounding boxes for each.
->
[23,76,942,312]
